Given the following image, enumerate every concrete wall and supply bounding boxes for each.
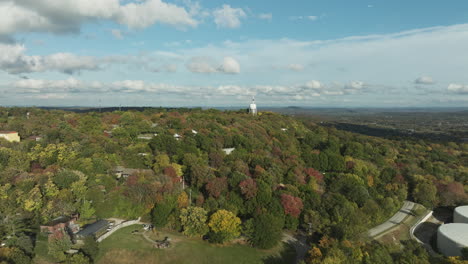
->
[97,217,141,243]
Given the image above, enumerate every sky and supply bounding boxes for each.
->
[1,0,468,107]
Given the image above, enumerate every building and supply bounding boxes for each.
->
[137,134,156,140]
[76,220,109,240]
[436,205,468,257]
[0,131,20,142]
[249,97,257,116]
[112,166,154,179]
[40,215,80,239]
[28,135,42,142]
[453,205,468,224]
[437,223,468,257]
[222,148,236,155]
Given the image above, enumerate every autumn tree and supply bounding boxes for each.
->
[239,178,257,200]
[280,194,304,218]
[205,177,228,198]
[208,209,241,243]
[179,206,208,237]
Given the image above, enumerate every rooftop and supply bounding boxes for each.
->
[77,219,109,237]
[0,131,18,134]
[43,216,73,227]
[438,223,468,246]
[454,205,468,217]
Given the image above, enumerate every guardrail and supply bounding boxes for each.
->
[97,217,141,242]
[410,210,433,243]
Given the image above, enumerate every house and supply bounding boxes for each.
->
[281,128,288,131]
[40,215,80,239]
[174,133,181,140]
[222,148,235,155]
[76,220,109,240]
[191,129,198,134]
[0,131,20,142]
[28,135,43,141]
[112,166,154,179]
[137,134,154,140]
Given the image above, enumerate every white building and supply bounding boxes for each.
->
[222,148,235,155]
[437,205,468,257]
[249,97,257,116]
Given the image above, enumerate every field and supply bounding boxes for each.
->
[97,225,296,264]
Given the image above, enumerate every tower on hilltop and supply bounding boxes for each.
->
[249,97,257,116]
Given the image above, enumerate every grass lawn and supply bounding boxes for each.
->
[97,225,296,264]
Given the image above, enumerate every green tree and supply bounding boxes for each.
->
[413,182,437,208]
[151,197,176,228]
[65,253,90,264]
[179,206,209,237]
[80,200,95,220]
[81,236,99,262]
[48,237,72,262]
[251,213,284,249]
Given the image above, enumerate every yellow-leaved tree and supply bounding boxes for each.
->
[208,209,241,243]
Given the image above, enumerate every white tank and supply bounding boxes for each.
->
[454,206,468,224]
[437,223,468,256]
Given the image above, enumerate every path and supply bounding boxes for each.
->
[368,200,416,238]
[282,232,308,264]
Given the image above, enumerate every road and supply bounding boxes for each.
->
[368,200,416,238]
[282,232,308,264]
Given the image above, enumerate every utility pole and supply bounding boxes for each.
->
[189,189,192,205]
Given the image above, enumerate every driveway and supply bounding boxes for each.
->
[368,201,416,238]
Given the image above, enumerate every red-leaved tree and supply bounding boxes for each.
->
[280,194,304,218]
[239,178,258,200]
[205,177,228,198]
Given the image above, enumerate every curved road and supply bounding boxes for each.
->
[282,232,308,264]
[368,201,416,238]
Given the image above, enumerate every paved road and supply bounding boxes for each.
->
[282,232,308,264]
[368,201,416,238]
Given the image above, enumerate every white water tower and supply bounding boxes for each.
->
[249,97,257,116]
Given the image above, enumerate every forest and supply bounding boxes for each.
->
[0,107,466,264]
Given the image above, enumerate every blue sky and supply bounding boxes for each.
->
[0,0,468,107]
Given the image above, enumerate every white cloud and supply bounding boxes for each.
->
[115,0,197,29]
[0,0,197,38]
[0,43,99,74]
[111,29,123,39]
[447,83,468,94]
[415,76,435,84]
[258,13,272,20]
[219,57,240,74]
[287,64,304,71]
[186,56,217,73]
[346,81,365,90]
[8,78,358,100]
[290,15,319,21]
[304,80,322,89]
[213,5,246,28]
[14,78,82,93]
[186,56,240,74]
